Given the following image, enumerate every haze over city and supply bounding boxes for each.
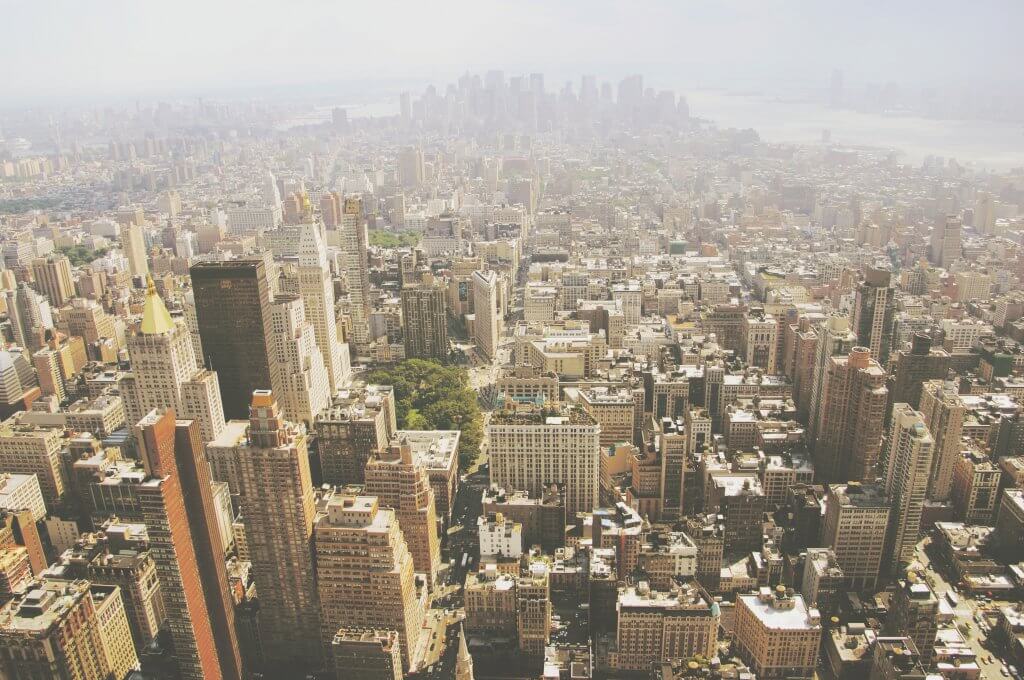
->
[1,3,1024,680]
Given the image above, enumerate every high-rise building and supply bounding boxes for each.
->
[295,223,350,392]
[121,277,226,444]
[397,147,425,188]
[227,391,321,672]
[364,438,441,587]
[0,414,68,511]
[822,482,891,590]
[882,405,935,573]
[885,574,938,665]
[929,215,962,268]
[917,380,966,502]
[0,577,138,680]
[806,317,857,448]
[135,410,238,680]
[887,334,950,420]
[734,588,822,680]
[30,254,75,307]
[814,347,888,483]
[489,403,601,515]
[314,385,397,485]
[314,494,426,671]
[191,259,280,420]
[320,191,342,229]
[268,293,331,425]
[852,267,895,365]
[337,198,371,355]
[401,284,449,360]
[3,283,54,350]
[122,223,149,277]
[472,270,499,361]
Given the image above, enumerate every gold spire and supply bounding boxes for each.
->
[139,275,175,334]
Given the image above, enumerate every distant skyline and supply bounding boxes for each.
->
[3,0,1023,104]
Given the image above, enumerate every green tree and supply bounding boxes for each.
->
[367,358,482,469]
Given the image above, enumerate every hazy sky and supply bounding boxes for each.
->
[3,0,1022,102]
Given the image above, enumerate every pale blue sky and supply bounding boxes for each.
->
[1,0,1021,101]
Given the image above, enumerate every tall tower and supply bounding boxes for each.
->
[401,284,449,360]
[929,215,962,268]
[806,316,857,448]
[814,348,888,483]
[315,494,426,671]
[135,410,235,680]
[231,391,321,672]
[882,405,934,573]
[122,277,226,444]
[364,438,441,588]
[269,293,331,425]
[852,267,895,366]
[338,198,371,356]
[296,223,350,392]
[917,380,966,501]
[472,270,499,361]
[122,224,149,277]
[191,260,280,420]
[30,254,75,307]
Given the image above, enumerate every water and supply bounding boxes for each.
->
[686,90,1024,171]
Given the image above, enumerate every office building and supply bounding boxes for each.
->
[226,391,321,671]
[401,284,449,360]
[122,223,149,277]
[332,628,403,680]
[337,198,372,355]
[314,494,426,671]
[489,403,601,515]
[887,334,949,417]
[917,380,965,501]
[884,574,938,665]
[314,385,397,485]
[191,259,280,420]
[852,267,895,365]
[294,222,350,392]
[364,438,441,587]
[0,577,137,680]
[121,277,226,444]
[814,347,888,483]
[0,473,46,522]
[929,215,962,268]
[734,587,821,680]
[882,405,934,573]
[822,482,891,590]
[268,292,331,425]
[0,414,68,510]
[472,269,500,360]
[30,254,75,307]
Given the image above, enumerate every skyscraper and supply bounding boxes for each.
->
[852,267,895,365]
[814,347,888,483]
[121,277,226,444]
[268,293,331,425]
[135,409,235,680]
[401,284,449,360]
[806,316,857,448]
[191,259,280,420]
[472,270,499,361]
[337,198,371,355]
[315,494,427,671]
[364,438,441,587]
[295,222,350,392]
[882,405,935,573]
[229,391,321,672]
[822,482,891,590]
[929,214,962,268]
[917,380,966,501]
[887,334,950,421]
[122,223,149,277]
[397,147,425,188]
[30,254,75,307]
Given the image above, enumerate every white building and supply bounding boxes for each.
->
[478,512,523,559]
[0,473,46,522]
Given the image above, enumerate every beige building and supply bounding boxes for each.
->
[822,482,890,590]
[313,385,396,486]
[30,254,75,307]
[0,413,68,510]
[489,403,601,515]
[364,438,441,587]
[331,628,403,680]
[883,405,935,573]
[918,380,966,501]
[314,494,426,671]
[573,387,636,447]
[121,223,150,277]
[268,293,331,426]
[734,587,821,680]
[227,392,322,668]
[120,278,226,444]
[517,562,552,656]
[610,581,719,672]
[472,269,500,360]
[0,577,138,680]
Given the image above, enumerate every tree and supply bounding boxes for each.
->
[367,358,483,469]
